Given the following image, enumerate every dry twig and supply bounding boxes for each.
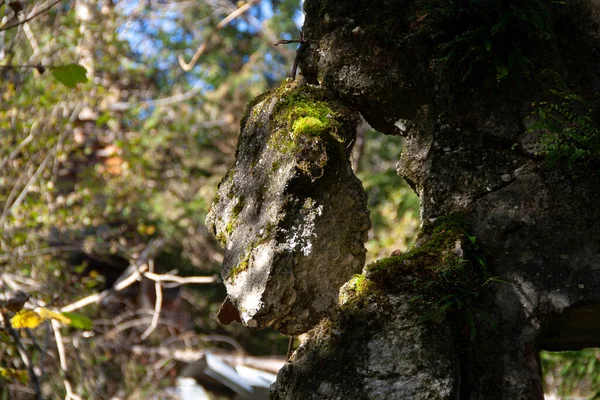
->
[178,0,260,71]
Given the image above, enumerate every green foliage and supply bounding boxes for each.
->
[357,131,420,262]
[0,367,28,385]
[49,64,88,88]
[60,312,93,330]
[542,349,600,399]
[415,0,561,82]
[529,87,600,167]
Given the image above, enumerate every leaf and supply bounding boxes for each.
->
[61,312,93,329]
[11,310,43,329]
[0,367,28,384]
[37,308,71,325]
[50,64,88,88]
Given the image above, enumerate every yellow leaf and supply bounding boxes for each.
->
[11,310,43,329]
[37,308,71,325]
[0,367,28,384]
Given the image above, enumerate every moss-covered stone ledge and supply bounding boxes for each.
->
[272,214,499,399]
[206,80,370,335]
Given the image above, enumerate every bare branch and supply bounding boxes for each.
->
[61,238,167,313]
[143,271,217,286]
[108,84,203,111]
[51,319,82,400]
[178,0,260,71]
[140,260,163,340]
[0,0,64,32]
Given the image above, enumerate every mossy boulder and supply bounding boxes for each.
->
[206,80,370,335]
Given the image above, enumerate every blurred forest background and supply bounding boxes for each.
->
[0,0,596,399]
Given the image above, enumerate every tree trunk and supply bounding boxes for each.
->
[209,1,600,398]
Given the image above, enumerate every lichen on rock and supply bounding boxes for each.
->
[206,80,370,335]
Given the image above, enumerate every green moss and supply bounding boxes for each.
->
[293,116,328,137]
[261,81,351,180]
[339,274,380,308]
[228,253,250,282]
[225,222,234,235]
[364,213,498,338]
[232,196,245,217]
[215,232,227,247]
[271,82,344,145]
[271,160,281,172]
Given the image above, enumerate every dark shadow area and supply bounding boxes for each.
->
[541,303,600,351]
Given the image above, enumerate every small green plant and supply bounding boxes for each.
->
[414,0,561,82]
[529,87,600,167]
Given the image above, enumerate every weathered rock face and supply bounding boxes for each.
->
[206,81,370,335]
[273,292,458,400]
[270,0,600,399]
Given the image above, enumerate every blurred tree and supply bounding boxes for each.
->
[0,0,310,397]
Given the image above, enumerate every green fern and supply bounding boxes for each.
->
[529,87,600,167]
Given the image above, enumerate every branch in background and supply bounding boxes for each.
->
[0,121,38,172]
[51,319,82,400]
[178,0,260,71]
[0,130,68,225]
[60,237,216,314]
[140,279,162,340]
[143,271,217,286]
[108,84,203,111]
[0,312,43,400]
[60,237,167,312]
[0,0,64,32]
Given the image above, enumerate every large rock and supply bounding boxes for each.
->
[206,80,370,335]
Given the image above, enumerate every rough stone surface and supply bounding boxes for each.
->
[269,0,600,399]
[271,293,458,400]
[206,80,370,335]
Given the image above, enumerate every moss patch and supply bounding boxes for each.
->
[232,196,246,217]
[227,248,251,282]
[265,81,352,180]
[339,274,380,309]
[340,213,500,338]
[293,116,329,137]
[270,81,345,144]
